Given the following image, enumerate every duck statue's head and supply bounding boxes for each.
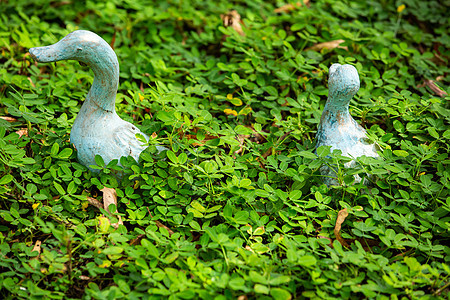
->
[29,30,119,112]
[29,30,118,70]
[327,63,360,106]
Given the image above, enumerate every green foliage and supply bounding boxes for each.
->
[1,0,449,299]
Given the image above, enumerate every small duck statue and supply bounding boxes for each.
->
[315,64,379,186]
[29,30,165,171]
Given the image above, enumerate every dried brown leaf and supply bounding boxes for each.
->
[101,187,117,213]
[417,79,448,98]
[32,240,42,256]
[146,207,175,236]
[221,10,245,36]
[274,3,298,13]
[155,220,175,236]
[101,187,123,229]
[307,39,348,51]
[27,77,36,88]
[181,126,221,147]
[185,135,205,147]
[130,234,145,245]
[334,208,350,247]
[275,0,310,13]
[0,116,17,122]
[86,196,103,210]
[15,128,28,138]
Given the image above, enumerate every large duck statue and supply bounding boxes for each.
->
[29,30,165,171]
[315,64,379,186]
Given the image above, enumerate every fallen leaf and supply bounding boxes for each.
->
[27,77,36,88]
[101,187,123,229]
[31,240,42,260]
[155,220,175,236]
[274,0,310,13]
[32,240,41,254]
[184,134,205,146]
[101,187,119,213]
[16,128,28,138]
[274,3,299,13]
[179,126,221,147]
[334,208,350,248]
[306,39,348,51]
[417,79,448,98]
[146,207,175,236]
[86,196,103,210]
[221,10,245,36]
[0,116,17,122]
[129,234,145,245]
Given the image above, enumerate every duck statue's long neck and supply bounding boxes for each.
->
[321,95,353,126]
[83,45,119,113]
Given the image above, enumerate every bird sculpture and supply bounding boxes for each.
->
[29,30,165,171]
[315,63,379,186]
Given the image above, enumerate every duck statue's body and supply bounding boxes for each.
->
[315,64,379,186]
[30,30,164,170]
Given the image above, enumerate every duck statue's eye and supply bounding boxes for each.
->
[76,47,83,51]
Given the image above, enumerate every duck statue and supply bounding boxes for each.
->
[315,63,379,186]
[29,30,165,171]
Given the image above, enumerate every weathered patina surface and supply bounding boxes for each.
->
[315,64,379,186]
[30,30,164,171]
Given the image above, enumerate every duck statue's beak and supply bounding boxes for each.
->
[29,45,61,63]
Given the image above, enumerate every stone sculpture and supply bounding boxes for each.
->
[315,64,379,186]
[29,30,165,171]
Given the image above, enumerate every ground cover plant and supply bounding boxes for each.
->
[0,0,449,299]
